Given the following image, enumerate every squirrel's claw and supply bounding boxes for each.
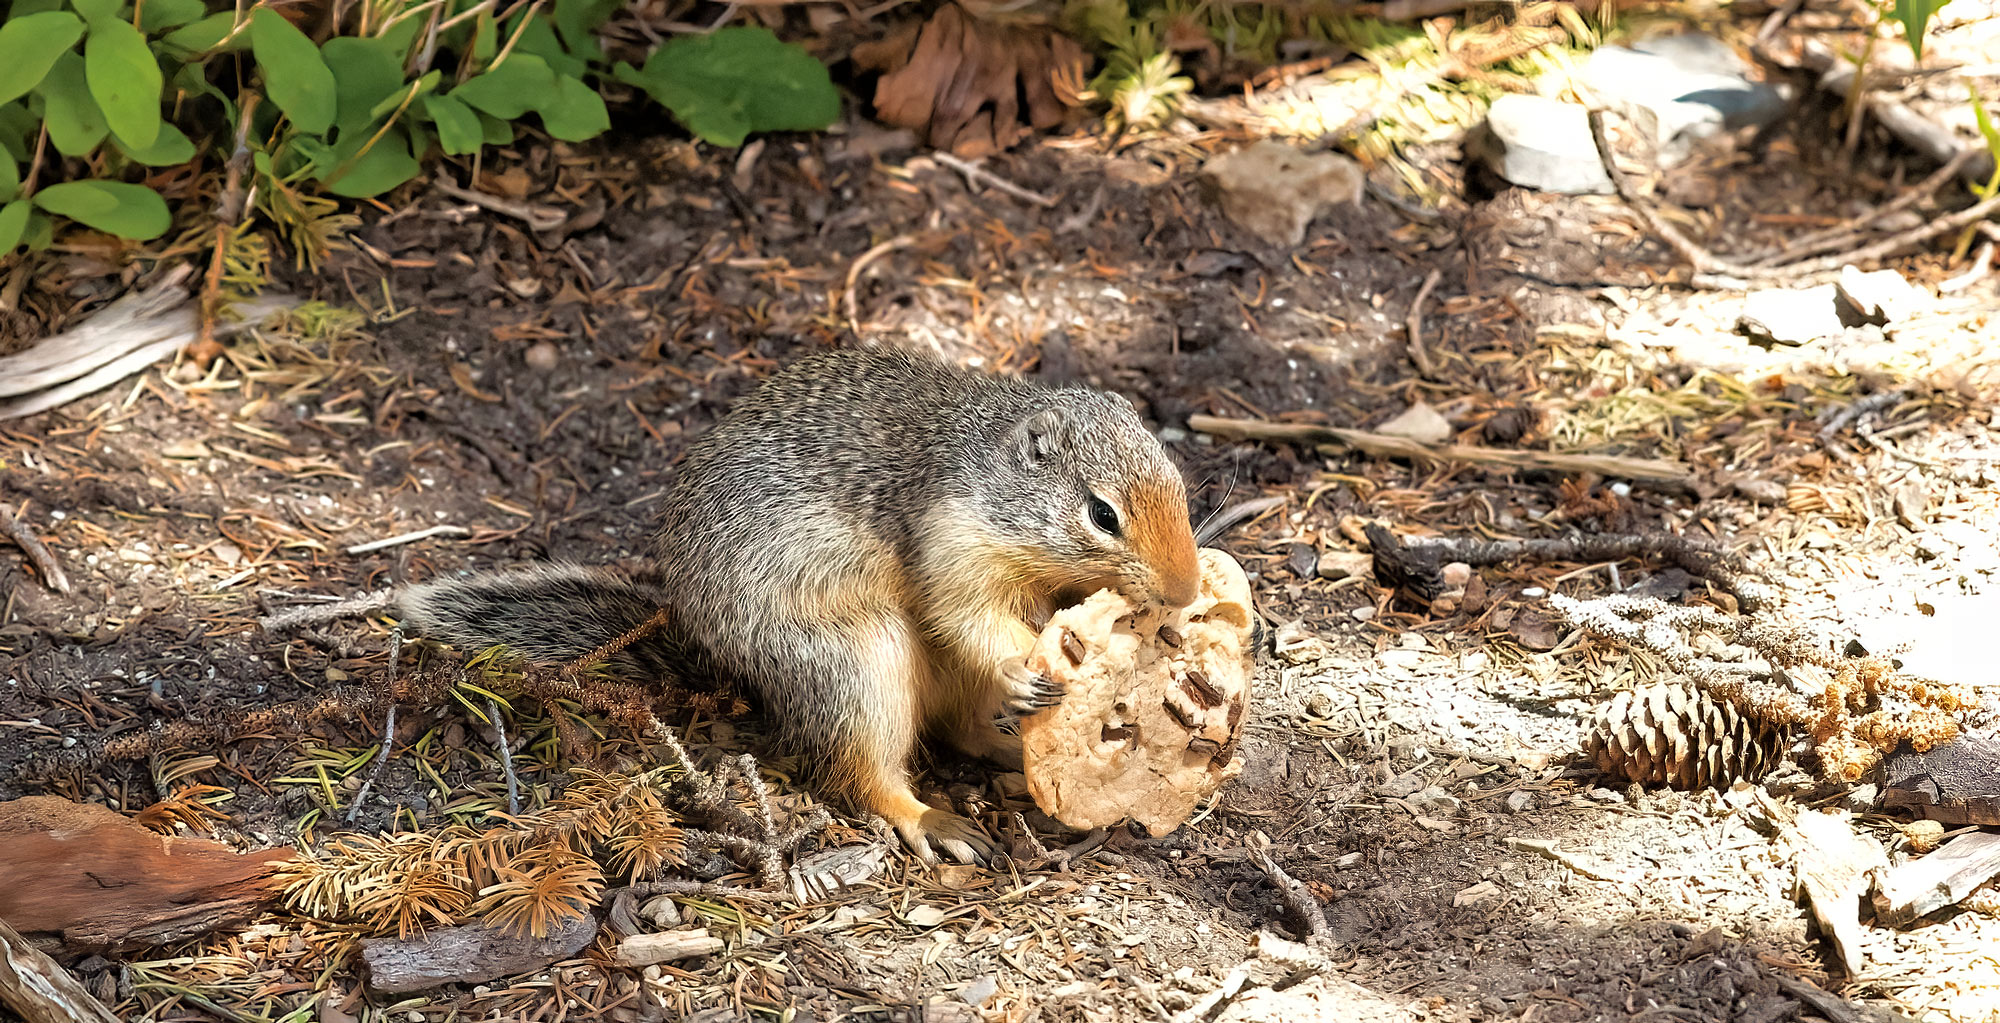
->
[903,809,999,866]
[1000,661,1066,717]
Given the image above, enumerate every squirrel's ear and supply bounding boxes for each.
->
[1007,407,1065,467]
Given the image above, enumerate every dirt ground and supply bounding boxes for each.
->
[6,8,2000,1023]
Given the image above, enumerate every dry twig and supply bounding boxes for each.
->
[1587,109,2000,285]
[929,152,1059,209]
[1366,524,1771,610]
[1189,413,1693,486]
[433,177,567,232]
[1247,838,1330,947]
[193,95,260,367]
[0,501,68,595]
[1405,268,1442,377]
[844,234,918,334]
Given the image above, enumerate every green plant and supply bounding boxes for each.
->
[1068,0,1193,132]
[0,1,842,259]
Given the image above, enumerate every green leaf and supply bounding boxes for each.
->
[162,11,243,55]
[367,69,438,121]
[32,179,171,239]
[376,13,424,59]
[470,11,498,64]
[1893,0,1951,61]
[511,14,587,80]
[290,135,335,176]
[38,53,109,157]
[323,35,407,131]
[320,124,419,198]
[12,0,67,15]
[140,0,209,34]
[173,60,230,108]
[113,121,194,165]
[478,111,516,145]
[86,19,163,150]
[616,27,838,147]
[538,74,608,141]
[1971,85,2000,157]
[451,53,554,119]
[423,93,483,155]
[22,209,54,251]
[0,103,36,162]
[250,8,335,133]
[69,0,124,27]
[0,11,86,107]
[0,200,29,252]
[0,153,17,202]
[553,0,620,62]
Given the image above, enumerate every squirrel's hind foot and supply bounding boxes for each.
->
[894,808,1000,866]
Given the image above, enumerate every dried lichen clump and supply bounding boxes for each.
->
[1020,547,1257,835]
[1584,682,1785,790]
[1552,594,1972,785]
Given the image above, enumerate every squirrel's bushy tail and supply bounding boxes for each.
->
[398,563,682,679]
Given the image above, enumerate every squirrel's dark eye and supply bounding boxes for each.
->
[1087,495,1121,537]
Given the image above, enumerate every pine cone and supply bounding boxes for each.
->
[1583,682,1785,790]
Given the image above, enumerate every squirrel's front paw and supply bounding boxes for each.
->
[999,658,1065,716]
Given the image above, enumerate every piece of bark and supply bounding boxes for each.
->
[1880,734,2000,826]
[0,286,293,420]
[1020,548,1257,835]
[0,796,292,954]
[1188,414,1694,486]
[1872,832,2000,927]
[0,916,122,1023]
[1787,809,1888,974]
[361,914,599,995]
[611,928,725,967]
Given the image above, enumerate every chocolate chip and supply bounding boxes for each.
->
[1179,669,1223,708]
[1158,624,1183,649]
[1060,627,1086,666]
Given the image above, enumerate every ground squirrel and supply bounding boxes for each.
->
[401,349,1201,863]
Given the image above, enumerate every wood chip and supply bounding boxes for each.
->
[611,928,724,968]
[1872,832,2000,927]
[1787,809,1887,973]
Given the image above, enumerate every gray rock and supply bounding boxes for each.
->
[1468,94,1613,194]
[1377,769,1428,799]
[1198,140,1364,248]
[1582,34,1787,165]
[1407,785,1462,815]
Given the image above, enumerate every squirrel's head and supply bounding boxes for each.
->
[994,391,1200,611]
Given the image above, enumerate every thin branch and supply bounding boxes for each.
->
[1587,109,2000,284]
[0,501,69,595]
[1189,413,1693,486]
[1405,267,1442,377]
[930,152,1059,208]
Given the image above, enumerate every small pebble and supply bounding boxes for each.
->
[524,341,560,371]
